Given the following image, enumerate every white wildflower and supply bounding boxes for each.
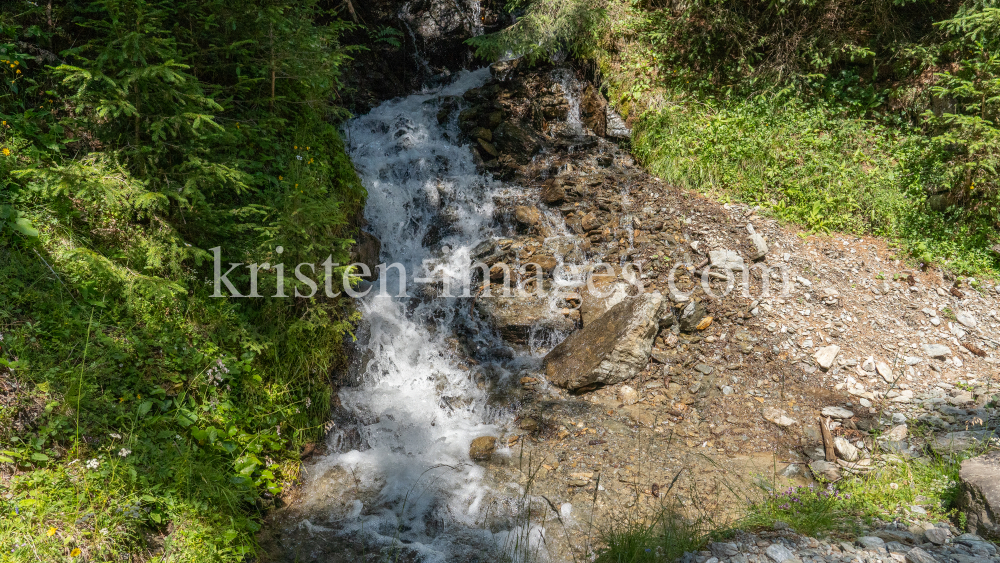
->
[118,448,131,458]
[109,433,122,440]
[99,528,109,535]
[86,458,100,470]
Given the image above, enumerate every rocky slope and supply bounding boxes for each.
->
[263,58,1000,562]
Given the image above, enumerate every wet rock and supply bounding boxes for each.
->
[493,122,543,164]
[541,178,566,205]
[763,407,797,427]
[398,0,479,73]
[476,295,578,344]
[814,345,840,371]
[821,406,854,419]
[958,450,1000,539]
[477,138,499,157]
[581,212,603,232]
[471,126,492,141]
[513,205,542,229]
[543,294,664,390]
[605,106,631,140]
[350,231,382,281]
[580,84,607,137]
[469,436,497,461]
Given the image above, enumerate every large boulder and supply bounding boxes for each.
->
[959,451,1000,539]
[476,294,579,344]
[579,273,631,326]
[543,294,664,391]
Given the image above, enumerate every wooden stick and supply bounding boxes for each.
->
[819,416,836,462]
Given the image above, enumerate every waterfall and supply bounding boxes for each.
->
[293,69,543,562]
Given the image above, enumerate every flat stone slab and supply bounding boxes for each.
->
[821,406,854,419]
[931,430,995,456]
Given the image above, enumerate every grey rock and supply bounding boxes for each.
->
[885,542,910,554]
[809,460,842,481]
[904,547,938,563]
[954,534,996,555]
[822,406,854,419]
[924,527,950,545]
[711,542,740,558]
[957,311,978,328]
[923,344,951,359]
[695,363,715,375]
[834,436,860,462]
[750,233,769,260]
[543,294,663,390]
[766,544,796,563]
[857,536,886,550]
[709,249,746,273]
[958,451,1000,540]
[931,430,995,456]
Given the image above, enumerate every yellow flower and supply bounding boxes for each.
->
[306,146,310,150]
[278,175,283,180]
[293,145,298,149]
[119,397,125,403]
[2,148,9,156]
[71,548,81,557]
[15,69,20,74]
[47,527,56,537]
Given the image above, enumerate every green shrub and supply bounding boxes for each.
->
[0,1,366,560]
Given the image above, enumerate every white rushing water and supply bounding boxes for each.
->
[301,69,543,561]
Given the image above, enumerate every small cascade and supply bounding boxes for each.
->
[290,69,541,562]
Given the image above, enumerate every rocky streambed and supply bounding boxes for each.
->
[260,58,1000,563]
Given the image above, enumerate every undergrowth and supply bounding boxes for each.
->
[1,1,366,560]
